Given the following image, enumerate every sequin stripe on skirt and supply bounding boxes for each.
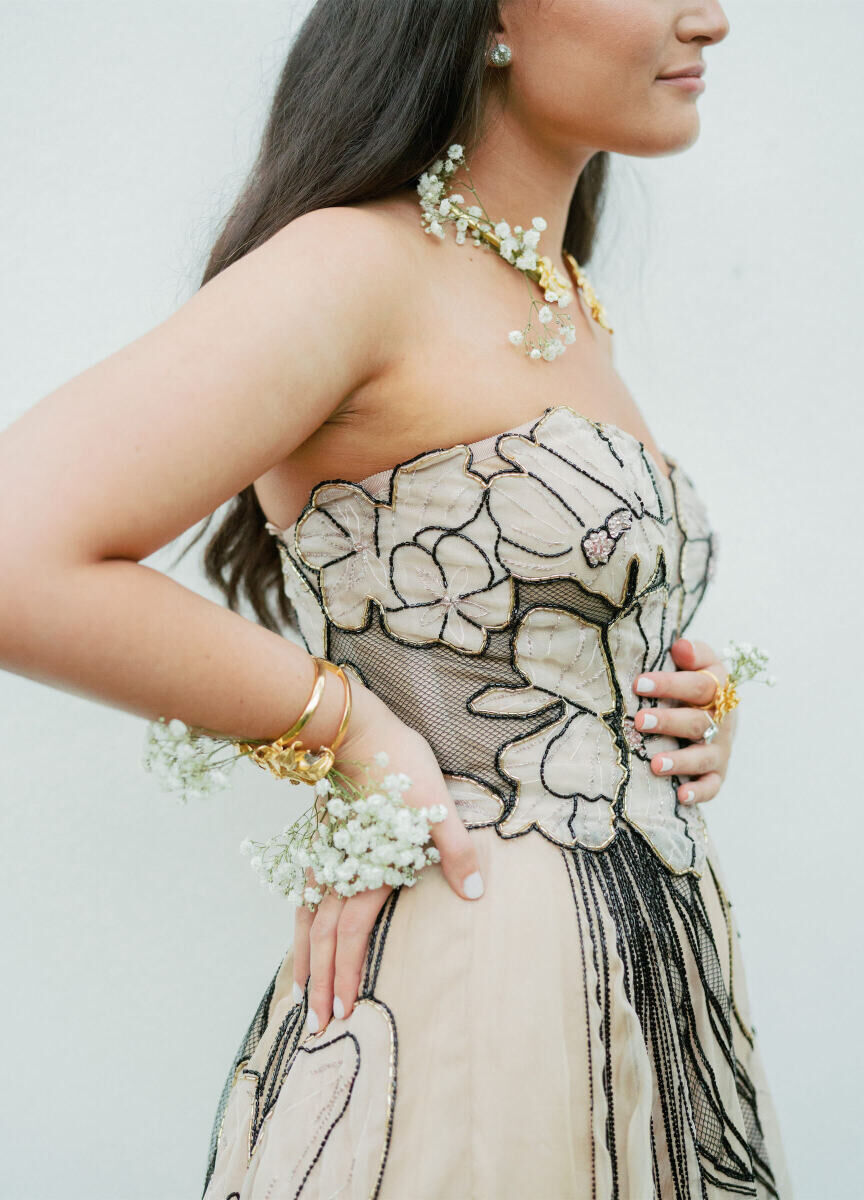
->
[563,827,780,1199]
[202,961,281,1197]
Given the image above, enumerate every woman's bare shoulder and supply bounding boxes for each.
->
[273,193,423,281]
[268,192,424,361]
[0,194,422,570]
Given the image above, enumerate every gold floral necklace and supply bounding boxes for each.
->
[416,143,613,361]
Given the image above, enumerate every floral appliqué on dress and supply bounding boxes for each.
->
[266,405,718,877]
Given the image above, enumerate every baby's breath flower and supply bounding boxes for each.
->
[239,753,447,913]
[143,718,446,911]
[416,144,603,361]
[326,795,349,818]
[721,640,775,687]
[141,715,240,804]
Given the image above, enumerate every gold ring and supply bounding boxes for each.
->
[695,669,741,724]
[695,668,722,711]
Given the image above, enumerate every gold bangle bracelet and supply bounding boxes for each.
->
[280,657,328,740]
[233,658,326,750]
[312,658,353,753]
[236,659,353,785]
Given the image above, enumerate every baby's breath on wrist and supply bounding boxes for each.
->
[141,717,240,803]
[141,721,446,910]
[240,752,446,911]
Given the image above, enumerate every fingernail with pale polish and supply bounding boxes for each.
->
[306,1007,319,1034]
[658,756,674,772]
[292,981,304,1006]
[640,712,658,730]
[682,789,695,805]
[463,871,484,899]
[333,996,345,1020]
[636,676,655,693]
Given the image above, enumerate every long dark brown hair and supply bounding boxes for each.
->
[171,0,610,635]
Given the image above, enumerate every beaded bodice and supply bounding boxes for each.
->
[265,404,718,877]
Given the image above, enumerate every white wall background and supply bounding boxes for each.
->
[1,2,860,1197]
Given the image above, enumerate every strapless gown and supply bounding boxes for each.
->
[201,405,791,1200]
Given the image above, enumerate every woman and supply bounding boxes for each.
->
[0,0,792,1196]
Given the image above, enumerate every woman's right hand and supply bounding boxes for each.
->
[291,681,484,1035]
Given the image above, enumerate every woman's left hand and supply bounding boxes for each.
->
[631,637,738,807]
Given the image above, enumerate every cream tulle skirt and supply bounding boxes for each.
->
[202,824,792,1200]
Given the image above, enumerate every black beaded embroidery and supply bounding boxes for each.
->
[202,891,402,1198]
[202,406,783,1198]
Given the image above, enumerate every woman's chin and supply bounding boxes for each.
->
[628,115,702,158]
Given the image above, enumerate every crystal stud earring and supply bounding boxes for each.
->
[487,42,512,68]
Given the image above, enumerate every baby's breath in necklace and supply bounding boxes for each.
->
[417,142,610,361]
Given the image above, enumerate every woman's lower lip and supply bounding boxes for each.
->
[657,76,705,92]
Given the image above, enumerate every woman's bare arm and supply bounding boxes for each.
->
[0,206,407,745]
[0,201,488,1031]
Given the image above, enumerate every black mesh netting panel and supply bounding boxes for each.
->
[327,576,622,796]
